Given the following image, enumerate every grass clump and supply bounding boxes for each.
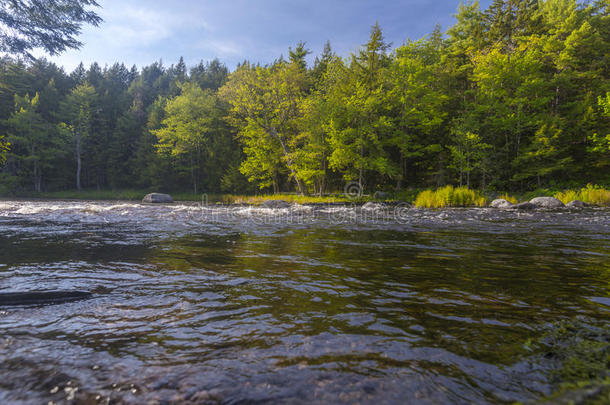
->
[414,186,487,208]
[555,185,610,206]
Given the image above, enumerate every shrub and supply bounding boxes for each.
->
[414,186,487,208]
[555,185,610,206]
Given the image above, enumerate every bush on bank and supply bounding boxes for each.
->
[414,186,487,208]
[555,185,610,206]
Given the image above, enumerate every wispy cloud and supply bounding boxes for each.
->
[98,4,209,48]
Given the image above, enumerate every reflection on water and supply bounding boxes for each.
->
[0,200,608,404]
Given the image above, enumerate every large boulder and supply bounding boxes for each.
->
[529,196,565,208]
[142,193,174,204]
[490,199,514,209]
[509,202,537,210]
[566,200,587,209]
[259,200,291,209]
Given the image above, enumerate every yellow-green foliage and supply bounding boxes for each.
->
[226,193,354,204]
[499,193,518,204]
[414,186,487,208]
[555,185,610,206]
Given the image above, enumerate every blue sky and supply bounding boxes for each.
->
[45,0,493,73]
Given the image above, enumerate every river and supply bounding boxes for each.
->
[0,200,608,404]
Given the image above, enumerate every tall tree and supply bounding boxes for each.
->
[220,59,310,194]
[154,82,228,194]
[59,82,98,190]
[325,23,395,191]
[4,92,58,191]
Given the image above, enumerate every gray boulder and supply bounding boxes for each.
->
[373,191,391,200]
[142,193,174,204]
[566,200,587,209]
[509,202,537,210]
[529,196,565,208]
[259,200,291,209]
[490,199,514,209]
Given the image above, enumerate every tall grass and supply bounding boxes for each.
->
[555,185,610,206]
[414,186,487,208]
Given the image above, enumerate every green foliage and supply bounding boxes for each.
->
[1,1,609,197]
[153,82,231,193]
[219,60,310,194]
[414,186,487,208]
[555,185,610,206]
[226,193,354,205]
[0,0,102,57]
[448,130,491,188]
[59,82,98,190]
[0,135,9,166]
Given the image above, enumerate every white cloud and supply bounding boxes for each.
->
[97,4,210,48]
[201,39,243,56]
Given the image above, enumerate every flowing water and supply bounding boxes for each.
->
[0,200,608,404]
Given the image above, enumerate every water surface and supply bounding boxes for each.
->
[0,200,608,404]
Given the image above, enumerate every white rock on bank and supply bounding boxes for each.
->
[142,193,174,204]
[490,199,514,209]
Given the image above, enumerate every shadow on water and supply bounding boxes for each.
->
[0,201,608,403]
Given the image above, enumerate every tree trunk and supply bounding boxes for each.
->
[273,173,279,194]
[466,156,470,188]
[32,144,41,192]
[268,127,306,195]
[459,165,463,187]
[76,133,82,191]
[358,140,364,195]
[191,154,197,195]
[396,155,405,192]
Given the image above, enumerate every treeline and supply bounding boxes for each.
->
[1,0,609,196]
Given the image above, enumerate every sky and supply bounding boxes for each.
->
[42,0,493,73]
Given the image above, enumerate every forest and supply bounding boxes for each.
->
[0,0,608,197]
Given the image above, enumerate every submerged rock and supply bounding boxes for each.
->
[529,196,565,208]
[373,191,391,200]
[0,290,92,306]
[566,200,587,209]
[259,200,291,209]
[142,193,174,204]
[539,384,609,405]
[362,202,385,211]
[490,199,514,209]
[509,202,537,210]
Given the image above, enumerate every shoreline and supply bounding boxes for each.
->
[1,186,608,207]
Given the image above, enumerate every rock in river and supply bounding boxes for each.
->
[142,193,174,204]
[529,197,565,208]
[509,202,537,210]
[259,200,291,209]
[373,191,391,200]
[0,290,92,306]
[566,200,587,209]
[490,199,514,209]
